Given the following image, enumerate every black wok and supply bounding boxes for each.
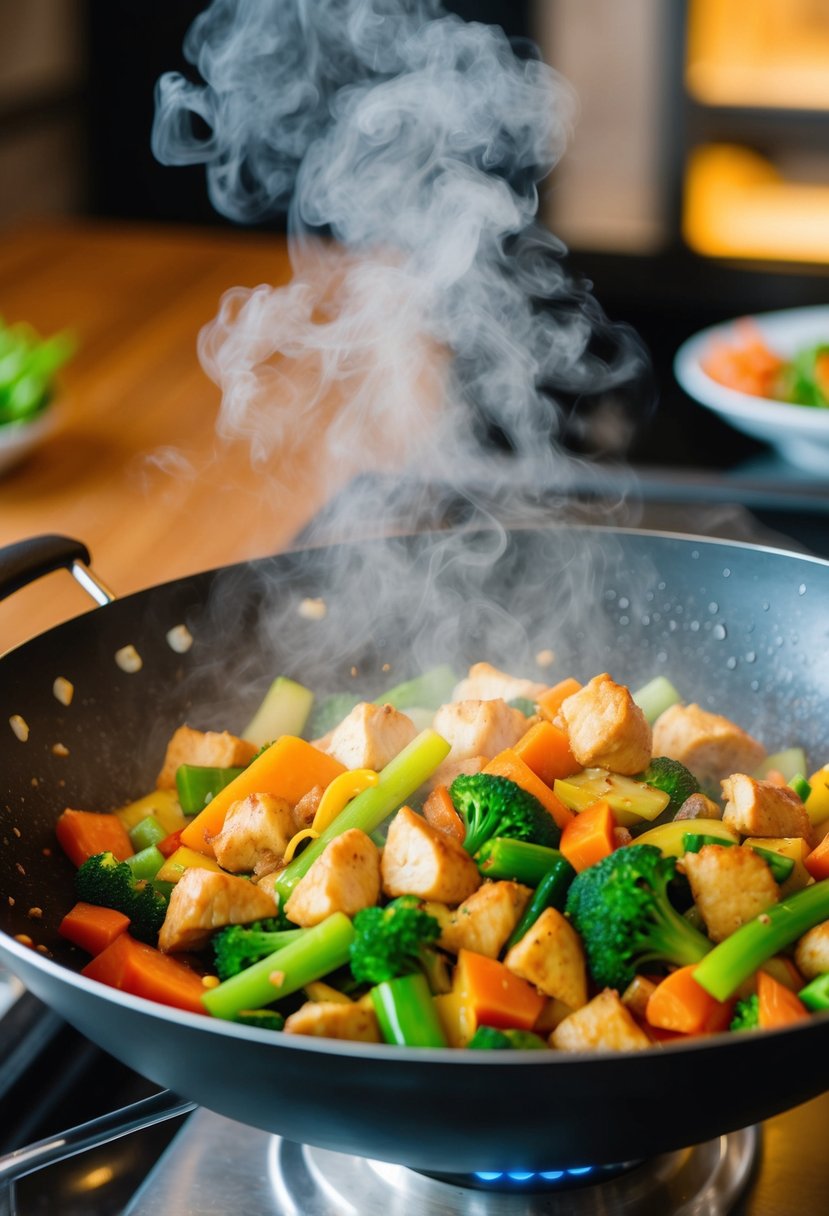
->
[1,527,828,1173]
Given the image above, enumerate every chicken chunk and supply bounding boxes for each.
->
[452,662,548,705]
[550,989,650,1052]
[284,1000,381,1043]
[211,793,295,874]
[652,704,765,788]
[158,867,276,953]
[504,907,588,1009]
[283,828,381,927]
[381,805,481,905]
[320,702,416,771]
[428,753,487,793]
[432,699,528,767]
[673,792,723,821]
[156,725,257,790]
[560,673,651,775]
[795,921,829,981]
[292,784,324,830]
[437,882,532,958]
[721,773,812,842]
[683,843,779,943]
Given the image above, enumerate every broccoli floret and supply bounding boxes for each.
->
[74,851,168,945]
[449,773,560,855]
[565,844,711,991]
[507,696,537,717]
[232,1009,285,1031]
[350,896,442,985]
[212,919,301,981]
[730,994,760,1032]
[638,757,700,816]
[468,1026,548,1050]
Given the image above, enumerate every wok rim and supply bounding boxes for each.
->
[2,523,829,1070]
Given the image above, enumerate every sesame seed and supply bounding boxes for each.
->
[53,677,74,706]
[115,645,143,674]
[9,715,29,742]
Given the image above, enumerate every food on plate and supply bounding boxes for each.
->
[0,316,74,427]
[702,319,829,406]
[50,662,829,1052]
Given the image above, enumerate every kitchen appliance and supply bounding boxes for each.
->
[1,515,828,1212]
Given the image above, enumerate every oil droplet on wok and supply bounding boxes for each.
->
[799,584,807,596]
[745,651,756,663]
[708,602,719,614]
[726,657,737,670]
[712,624,727,640]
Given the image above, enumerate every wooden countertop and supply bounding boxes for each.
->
[0,220,373,654]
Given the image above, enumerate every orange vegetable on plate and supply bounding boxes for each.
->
[59,901,130,956]
[702,319,785,399]
[483,749,573,831]
[56,809,133,868]
[180,735,346,856]
[513,719,579,786]
[81,932,207,1014]
[560,799,617,873]
[422,784,465,841]
[646,965,733,1035]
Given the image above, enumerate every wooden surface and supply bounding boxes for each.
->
[0,220,368,654]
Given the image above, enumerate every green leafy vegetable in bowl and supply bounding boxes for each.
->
[0,317,75,427]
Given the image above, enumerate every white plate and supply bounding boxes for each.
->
[674,305,829,473]
[0,409,54,476]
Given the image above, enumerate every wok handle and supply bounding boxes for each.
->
[0,534,115,606]
[0,1089,196,1185]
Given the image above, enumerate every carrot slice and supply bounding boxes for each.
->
[455,949,545,1031]
[56,809,133,868]
[81,932,207,1014]
[180,736,346,856]
[483,748,573,831]
[757,970,810,1030]
[513,720,579,785]
[422,785,465,841]
[805,834,829,882]
[559,800,617,873]
[59,901,130,956]
[646,965,733,1035]
[536,678,582,723]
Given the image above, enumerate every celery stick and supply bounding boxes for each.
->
[376,665,456,711]
[371,973,448,1047]
[694,880,829,1002]
[128,815,166,852]
[756,748,808,783]
[274,729,450,905]
[243,676,314,747]
[632,676,681,725]
[125,845,165,882]
[475,838,565,886]
[202,912,355,1020]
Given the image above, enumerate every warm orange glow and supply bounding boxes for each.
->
[683,144,829,265]
[687,0,829,110]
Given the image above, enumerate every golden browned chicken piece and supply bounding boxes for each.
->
[683,844,779,943]
[795,921,829,980]
[284,1000,381,1042]
[560,673,652,775]
[721,773,812,841]
[551,989,651,1052]
[504,907,588,1009]
[283,829,381,927]
[381,806,481,904]
[158,868,276,953]
[320,702,417,771]
[434,881,532,958]
[432,699,528,767]
[451,662,547,704]
[211,793,295,874]
[156,725,257,789]
[652,703,765,788]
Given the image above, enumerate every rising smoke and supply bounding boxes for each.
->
[152,0,652,698]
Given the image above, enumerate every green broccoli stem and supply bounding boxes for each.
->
[682,833,795,885]
[475,838,566,886]
[694,880,829,1002]
[504,857,576,951]
[799,973,829,1012]
[274,729,450,905]
[201,912,355,1020]
[371,973,448,1047]
[376,665,456,711]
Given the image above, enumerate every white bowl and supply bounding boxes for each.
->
[0,410,54,476]
[674,305,829,473]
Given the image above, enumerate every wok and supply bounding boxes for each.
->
[1,526,828,1173]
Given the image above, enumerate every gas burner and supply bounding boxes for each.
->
[125,1109,759,1215]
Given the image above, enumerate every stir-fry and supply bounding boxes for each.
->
[54,663,829,1051]
[703,319,829,407]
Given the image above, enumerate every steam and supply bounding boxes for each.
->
[152,0,652,699]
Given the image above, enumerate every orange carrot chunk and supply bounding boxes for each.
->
[646,965,733,1035]
[56,809,134,869]
[559,800,617,873]
[59,901,130,956]
[157,828,184,858]
[180,736,346,856]
[757,970,810,1030]
[804,834,829,882]
[455,948,545,1031]
[536,678,582,723]
[422,785,465,842]
[483,748,574,831]
[81,932,207,1014]
[513,720,579,786]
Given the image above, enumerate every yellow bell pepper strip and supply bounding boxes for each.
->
[115,789,185,835]
[179,736,346,857]
[273,729,450,907]
[312,769,380,833]
[282,829,319,864]
[155,845,225,885]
